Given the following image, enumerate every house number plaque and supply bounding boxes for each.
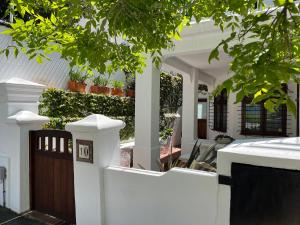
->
[76,139,93,163]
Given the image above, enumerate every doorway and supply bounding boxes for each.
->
[197,99,207,139]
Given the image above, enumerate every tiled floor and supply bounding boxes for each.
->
[0,207,48,225]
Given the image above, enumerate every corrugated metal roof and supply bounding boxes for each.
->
[0,26,69,88]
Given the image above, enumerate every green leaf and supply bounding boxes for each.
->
[223,79,233,92]
[264,99,275,112]
[208,48,219,63]
[50,14,57,24]
[36,55,43,64]
[274,0,286,6]
[286,97,297,116]
[14,48,19,58]
[5,49,9,58]
[1,29,13,35]
[236,90,245,103]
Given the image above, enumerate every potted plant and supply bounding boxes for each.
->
[126,78,135,98]
[68,70,88,93]
[90,76,110,95]
[111,80,124,96]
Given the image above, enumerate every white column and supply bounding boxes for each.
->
[134,57,161,171]
[66,115,125,225]
[181,68,199,154]
[0,78,48,213]
[6,112,49,212]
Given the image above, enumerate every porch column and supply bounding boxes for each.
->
[134,57,161,171]
[181,68,199,154]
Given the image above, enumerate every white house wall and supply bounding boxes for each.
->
[207,73,298,140]
[0,26,126,89]
[0,26,70,88]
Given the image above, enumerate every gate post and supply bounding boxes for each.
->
[0,78,49,213]
[66,115,125,225]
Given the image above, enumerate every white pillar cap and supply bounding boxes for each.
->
[66,114,125,133]
[0,78,45,103]
[7,110,50,125]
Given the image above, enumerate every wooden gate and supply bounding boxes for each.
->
[29,130,76,224]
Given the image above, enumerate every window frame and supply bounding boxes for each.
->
[213,89,227,132]
[241,97,287,136]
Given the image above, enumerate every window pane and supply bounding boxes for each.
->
[266,108,283,133]
[244,104,261,132]
[0,0,10,22]
[222,103,227,130]
[214,89,227,132]
[198,102,207,119]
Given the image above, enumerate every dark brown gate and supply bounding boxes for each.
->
[29,130,76,224]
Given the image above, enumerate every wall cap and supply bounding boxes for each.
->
[66,114,125,133]
[7,110,50,125]
[0,78,45,103]
[0,77,45,87]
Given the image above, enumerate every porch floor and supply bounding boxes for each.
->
[0,207,66,225]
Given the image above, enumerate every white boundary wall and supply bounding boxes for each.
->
[104,167,218,225]
[67,115,300,225]
[67,115,219,225]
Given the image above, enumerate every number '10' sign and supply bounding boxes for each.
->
[76,139,93,163]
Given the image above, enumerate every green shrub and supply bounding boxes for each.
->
[39,72,182,141]
[39,88,135,140]
[160,73,183,132]
[43,116,135,141]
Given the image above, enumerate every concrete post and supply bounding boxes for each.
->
[0,78,48,213]
[6,112,49,212]
[181,68,199,154]
[134,57,161,171]
[66,115,125,225]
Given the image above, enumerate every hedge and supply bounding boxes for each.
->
[39,88,135,140]
[39,73,183,141]
[160,73,183,132]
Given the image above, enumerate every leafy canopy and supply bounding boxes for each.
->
[1,0,300,114]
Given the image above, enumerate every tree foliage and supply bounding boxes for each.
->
[210,0,300,115]
[1,0,300,114]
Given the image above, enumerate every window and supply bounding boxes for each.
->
[214,89,227,132]
[0,0,10,23]
[241,97,287,136]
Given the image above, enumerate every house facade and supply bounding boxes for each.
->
[134,19,299,170]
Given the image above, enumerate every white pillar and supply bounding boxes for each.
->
[6,112,49,212]
[181,68,199,154]
[0,78,48,213]
[134,58,161,171]
[66,115,125,225]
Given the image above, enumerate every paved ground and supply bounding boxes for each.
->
[0,207,46,225]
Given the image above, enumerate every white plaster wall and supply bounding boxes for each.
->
[0,124,20,211]
[0,154,10,207]
[104,167,218,225]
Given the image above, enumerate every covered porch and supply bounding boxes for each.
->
[134,21,232,170]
